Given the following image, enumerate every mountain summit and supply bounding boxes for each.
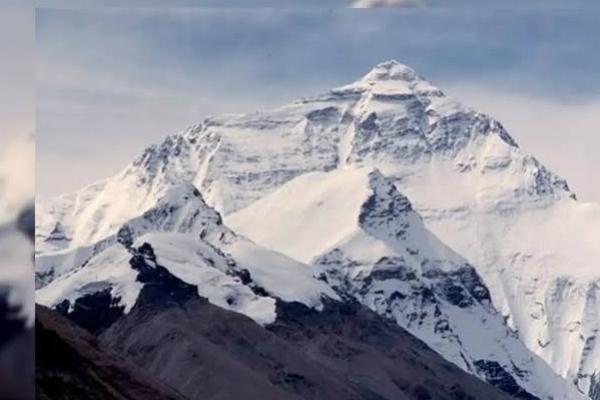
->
[36,61,600,399]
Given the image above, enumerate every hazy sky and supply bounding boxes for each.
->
[0,3,33,146]
[0,3,34,219]
[35,2,600,202]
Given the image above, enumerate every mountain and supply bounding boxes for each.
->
[37,178,581,399]
[228,166,580,399]
[40,235,518,400]
[102,286,519,400]
[36,304,186,400]
[35,60,600,398]
[37,183,338,329]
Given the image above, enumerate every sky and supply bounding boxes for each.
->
[0,3,34,215]
[0,3,34,145]
[33,2,600,202]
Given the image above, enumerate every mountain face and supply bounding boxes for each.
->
[36,60,600,398]
[35,304,186,400]
[37,183,338,329]
[102,290,519,400]
[40,236,518,400]
[228,167,577,400]
[37,180,581,400]
[37,202,518,399]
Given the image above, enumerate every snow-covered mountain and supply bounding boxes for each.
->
[37,183,338,327]
[228,166,582,399]
[36,60,600,398]
[38,175,578,399]
[37,183,520,400]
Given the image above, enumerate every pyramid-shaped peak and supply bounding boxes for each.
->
[362,60,420,83]
[360,169,414,227]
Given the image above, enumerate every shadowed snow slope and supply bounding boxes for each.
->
[37,60,600,398]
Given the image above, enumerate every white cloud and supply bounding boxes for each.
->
[351,0,422,8]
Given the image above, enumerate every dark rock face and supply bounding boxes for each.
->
[589,372,600,400]
[35,305,185,400]
[130,242,198,308]
[358,174,412,232]
[55,289,125,336]
[271,299,519,400]
[473,360,538,400]
[100,298,366,400]
[53,241,198,335]
[96,293,516,400]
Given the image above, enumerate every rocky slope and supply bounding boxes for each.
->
[36,304,186,400]
[40,237,519,400]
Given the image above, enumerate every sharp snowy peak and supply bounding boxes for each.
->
[228,167,583,400]
[36,60,599,398]
[35,60,568,244]
[35,183,230,288]
[35,60,570,244]
[37,183,338,327]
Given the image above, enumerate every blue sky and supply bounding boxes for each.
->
[34,3,600,201]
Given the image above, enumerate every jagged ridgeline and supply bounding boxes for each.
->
[36,61,600,400]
